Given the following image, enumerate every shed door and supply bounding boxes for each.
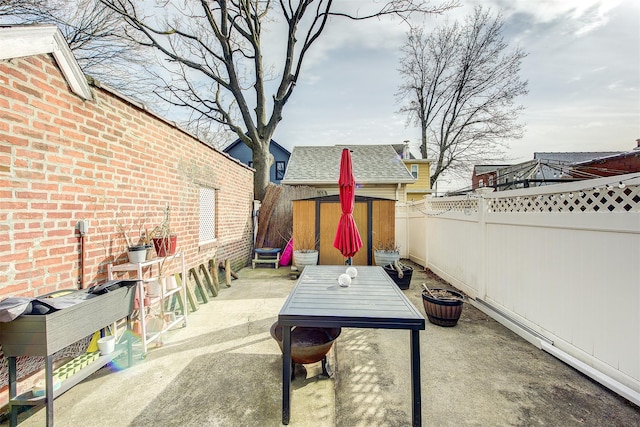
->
[319,201,368,266]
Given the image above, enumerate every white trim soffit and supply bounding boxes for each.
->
[0,25,92,100]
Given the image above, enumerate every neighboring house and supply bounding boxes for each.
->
[391,143,434,202]
[472,148,636,191]
[472,164,511,190]
[224,138,291,184]
[571,141,640,178]
[532,151,622,182]
[282,145,416,202]
[493,160,542,190]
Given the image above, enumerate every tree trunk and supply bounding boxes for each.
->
[252,143,273,201]
[420,117,428,159]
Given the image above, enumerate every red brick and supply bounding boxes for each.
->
[0,110,28,125]
[2,66,28,83]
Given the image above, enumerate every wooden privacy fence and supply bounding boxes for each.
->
[396,172,640,406]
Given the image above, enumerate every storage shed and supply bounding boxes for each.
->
[292,195,396,265]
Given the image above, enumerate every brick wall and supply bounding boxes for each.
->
[0,53,255,298]
[576,153,640,177]
[472,171,497,189]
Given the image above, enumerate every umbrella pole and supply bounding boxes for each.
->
[345,257,352,265]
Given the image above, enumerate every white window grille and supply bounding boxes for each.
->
[200,187,216,244]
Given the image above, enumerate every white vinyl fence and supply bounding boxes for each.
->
[397,172,640,406]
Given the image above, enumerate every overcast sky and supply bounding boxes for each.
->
[267,0,639,189]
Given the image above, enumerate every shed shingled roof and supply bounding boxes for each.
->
[282,145,415,185]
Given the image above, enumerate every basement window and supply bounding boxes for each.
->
[200,186,216,245]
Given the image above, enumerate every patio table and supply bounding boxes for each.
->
[278,265,426,426]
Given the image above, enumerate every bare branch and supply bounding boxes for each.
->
[397,6,528,187]
[3,0,458,201]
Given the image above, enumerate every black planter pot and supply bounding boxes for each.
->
[383,264,413,290]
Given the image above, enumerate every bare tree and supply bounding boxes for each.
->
[397,6,528,186]
[0,0,156,100]
[94,0,457,201]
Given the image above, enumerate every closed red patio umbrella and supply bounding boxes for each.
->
[333,148,362,264]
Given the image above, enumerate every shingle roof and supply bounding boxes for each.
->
[473,165,511,175]
[223,138,290,155]
[534,152,622,163]
[391,144,416,159]
[282,145,415,185]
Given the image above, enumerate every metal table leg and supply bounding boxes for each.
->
[411,329,422,427]
[282,325,292,425]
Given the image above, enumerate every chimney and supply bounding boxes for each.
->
[635,139,640,150]
[403,140,410,159]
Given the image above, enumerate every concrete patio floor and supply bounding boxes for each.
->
[3,262,639,426]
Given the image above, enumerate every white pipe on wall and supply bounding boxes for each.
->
[541,341,640,407]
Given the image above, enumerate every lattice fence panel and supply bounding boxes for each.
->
[488,184,640,213]
[426,199,479,214]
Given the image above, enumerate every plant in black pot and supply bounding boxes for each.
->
[421,284,464,327]
[383,260,413,290]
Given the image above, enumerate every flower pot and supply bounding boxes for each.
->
[97,335,115,355]
[127,245,147,263]
[422,288,464,327]
[293,250,318,269]
[166,275,178,290]
[383,264,413,290]
[374,250,400,266]
[152,235,177,257]
[146,278,163,297]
